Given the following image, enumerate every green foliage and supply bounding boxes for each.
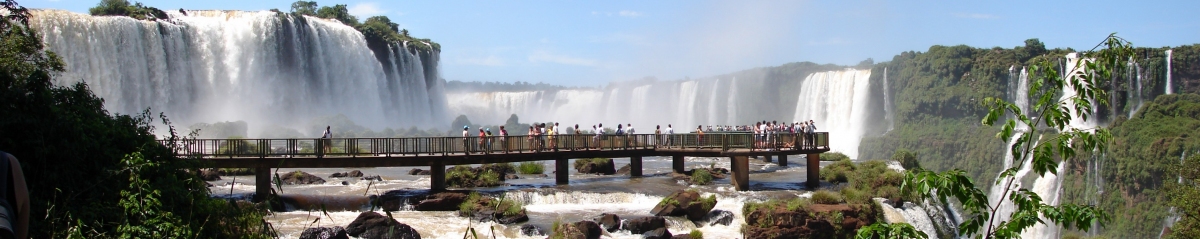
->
[517,161,545,174]
[573,158,611,170]
[786,197,813,211]
[820,152,851,161]
[691,168,714,185]
[1166,154,1200,239]
[688,229,703,239]
[811,190,844,204]
[314,4,357,26]
[289,1,317,15]
[1,2,272,237]
[854,222,929,239]
[698,194,717,210]
[446,165,505,188]
[892,149,921,170]
[88,0,168,20]
[896,34,1134,239]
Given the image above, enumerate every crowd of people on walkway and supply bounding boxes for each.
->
[451,119,821,154]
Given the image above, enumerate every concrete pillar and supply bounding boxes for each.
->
[762,155,772,162]
[254,166,271,202]
[430,163,446,191]
[672,155,685,174]
[630,156,643,177]
[556,158,569,185]
[778,154,788,167]
[731,156,750,191]
[807,154,820,188]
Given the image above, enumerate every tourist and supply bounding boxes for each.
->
[808,120,817,148]
[592,125,600,149]
[499,126,509,153]
[574,124,582,150]
[478,128,486,153]
[527,126,535,151]
[627,124,635,146]
[540,123,548,150]
[320,126,332,157]
[552,122,560,151]
[462,126,471,154]
[655,125,662,146]
[485,128,494,153]
[666,124,674,146]
[696,125,705,147]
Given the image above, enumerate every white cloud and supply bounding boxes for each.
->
[349,2,387,18]
[618,10,642,18]
[953,13,997,19]
[457,55,507,67]
[528,51,596,66]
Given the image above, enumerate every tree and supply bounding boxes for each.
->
[1166,154,1200,238]
[315,4,358,26]
[859,34,1135,239]
[89,0,132,16]
[289,1,317,16]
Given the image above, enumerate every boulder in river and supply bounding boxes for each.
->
[408,168,430,175]
[701,210,735,226]
[642,227,672,239]
[330,170,364,178]
[551,220,602,239]
[345,211,422,239]
[519,224,543,236]
[651,190,717,221]
[593,213,621,232]
[621,216,666,234]
[298,226,348,239]
[574,158,616,175]
[199,168,221,181]
[414,192,468,211]
[280,171,326,185]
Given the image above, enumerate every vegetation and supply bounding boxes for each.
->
[863,34,1135,239]
[517,161,545,174]
[821,159,909,204]
[820,152,851,161]
[445,164,511,188]
[2,1,274,237]
[88,0,168,21]
[286,1,440,51]
[573,158,612,170]
[810,190,844,204]
[1166,153,1200,238]
[691,168,714,185]
[1057,93,1200,238]
[891,149,920,170]
[688,229,703,239]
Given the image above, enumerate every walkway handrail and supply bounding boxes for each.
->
[160,132,829,159]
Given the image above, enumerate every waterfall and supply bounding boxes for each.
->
[1160,151,1188,238]
[446,68,872,149]
[1166,49,1173,95]
[792,69,873,158]
[1128,60,1145,118]
[29,10,447,134]
[883,67,894,133]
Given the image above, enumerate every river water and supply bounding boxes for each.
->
[208,156,829,238]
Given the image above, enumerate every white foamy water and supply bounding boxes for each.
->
[792,69,873,158]
[1166,49,1173,95]
[30,10,447,132]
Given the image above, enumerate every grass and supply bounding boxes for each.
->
[517,161,545,174]
[810,190,844,204]
[819,152,850,161]
[688,229,703,239]
[691,169,714,185]
[458,192,482,215]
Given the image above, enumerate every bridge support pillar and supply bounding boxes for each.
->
[672,155,685,174]
[806,154,820,189]
[778,154,788,167]
[253,166,271,202]
[763,155,772,163]
[431,163,446,191]
[556,158,569,185]
[630,156,643,177]
[730,156,750,191]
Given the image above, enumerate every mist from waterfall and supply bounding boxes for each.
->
[29,10,447,135]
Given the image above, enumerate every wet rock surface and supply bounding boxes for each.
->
[345,211,422,239]
[298,226,348,239]
[280,171,326,185]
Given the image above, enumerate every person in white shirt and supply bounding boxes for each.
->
[666,124,674,146]
[319,126,332,157]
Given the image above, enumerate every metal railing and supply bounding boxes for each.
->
[162,132,829,158]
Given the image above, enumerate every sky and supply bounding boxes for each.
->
[21,0,1200,87]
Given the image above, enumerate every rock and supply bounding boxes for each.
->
[684,200,712,221]
[549,221,602,239]
[594,213,621,232]
[199,168,221,181]
[519,224,543,236]
[496,212,529,224]
[650,190,699,217]
[281,171,326,185]
[408,168,430,175]
[616,164,632,175]
[537,174,548,178]
[742,202,877,239]
[414,192,467,211]
[456,195,528,224]
[361,175,383,181]
[505,174,520,180]
[572,221,603,239]
[299,226,349,239]
[670,235,693,239]
[575,158,616,175]
[642,228,672,239]
[331,170,365,178]
[701,210,735,226]
[341,181,350,185]
[621,216,667,234]
[345,211,422,239]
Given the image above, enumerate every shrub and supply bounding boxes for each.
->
[820,152,850,161]
[458,192,482,215]
[698,194,718,209]
[891,149,921,170]
[786,197,812,211]
[688,229,704,239]
[517,161,545,174]
[811,190,844,204]
[841,187,869,204]
[692,169,714,185]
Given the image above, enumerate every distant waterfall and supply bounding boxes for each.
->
[446,69,873,157]
[29,10,447,133]
[1129,60,1144,117]
[792,69,873,158]
[1166,49,1174,95]
[883,67,894,133]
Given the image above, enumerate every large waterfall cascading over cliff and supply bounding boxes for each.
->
[1166,49,1173,95]
[447,69,872,157]
[792,69,873,158]
[29,10,447,134]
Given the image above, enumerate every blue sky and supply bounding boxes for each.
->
[23,0,1200,87]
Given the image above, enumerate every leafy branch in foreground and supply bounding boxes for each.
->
[861,34,1134,239]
